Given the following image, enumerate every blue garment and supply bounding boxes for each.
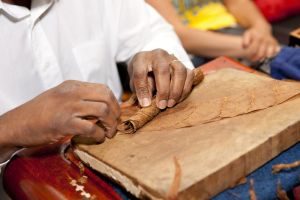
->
[213,143,300,200]
[271,47,300,80]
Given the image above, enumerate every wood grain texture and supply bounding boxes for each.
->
[75,69,300,199]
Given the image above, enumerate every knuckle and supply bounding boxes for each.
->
[99,103,110,117]
[153,48,168,56]
[56,80,81,95]
[101,85,115,101]
[158,66,170,75]
[175,66,187,75]
[133,70,145,80]
[100,84,111,93]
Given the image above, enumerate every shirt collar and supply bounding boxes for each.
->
[0,0,55,22]
[0,0,30,21]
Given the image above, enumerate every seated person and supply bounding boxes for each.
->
[146,0,280,64]
[0,0,194,179]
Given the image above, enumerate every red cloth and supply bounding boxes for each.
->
[254,0,300,22]
[294,185,300,200]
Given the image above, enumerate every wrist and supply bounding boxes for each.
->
[0,112,20,149]
[0,146,20,163]
[0,114,22,163]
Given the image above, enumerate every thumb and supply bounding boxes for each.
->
[242,31,252,48]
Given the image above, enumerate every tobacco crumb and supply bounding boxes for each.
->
[78,162,85,175]
[78,175,88,185]
[166,157,182,200]
[272,160,300,174]
[277,180,290,200]
[249,179,257,200]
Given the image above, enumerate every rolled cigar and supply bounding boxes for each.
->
[117,67,204,134]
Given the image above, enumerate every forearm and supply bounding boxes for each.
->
[0,115,19,163]
[225,0,270,30]
[179,28,247,58]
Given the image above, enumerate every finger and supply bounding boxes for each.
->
[78,83,121,118]
[267,45,276,58]
[87,124,107,143]
[81,101,118,138]
[267,44,280,58]
[247,39,260,62]
[147,76,155,98]
[242,31,252,48]
[104,119,118,139]
[254,43,268,61]
[132,61,152,108]
[76,101,110,118]
[68,118,102,138]
[69,118,106,143]
[152,57,171,110]
[179,69,194,102]
[168,60,187,107]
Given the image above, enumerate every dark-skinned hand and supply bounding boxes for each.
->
[0,80,120,148]
[128,49,194,109]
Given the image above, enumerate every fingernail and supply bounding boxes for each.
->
[142,98,151,107]
[158,100,167,109]
[167,99,176,107]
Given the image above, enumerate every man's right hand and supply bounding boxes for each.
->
[0,80,120,149]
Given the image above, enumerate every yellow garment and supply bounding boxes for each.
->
[180,2,237,30]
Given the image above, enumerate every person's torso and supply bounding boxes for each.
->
[0,0,123,114]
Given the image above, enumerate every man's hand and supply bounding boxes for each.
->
[128,49,194,109]
[0,81,120,148]
[242,25,280,62]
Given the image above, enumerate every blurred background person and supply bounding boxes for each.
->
[146,0,280,66]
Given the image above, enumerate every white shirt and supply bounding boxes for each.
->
[0,0,193,115]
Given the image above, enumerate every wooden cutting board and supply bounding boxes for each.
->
[75,68,300,200]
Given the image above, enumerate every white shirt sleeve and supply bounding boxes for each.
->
[115,0,194,69]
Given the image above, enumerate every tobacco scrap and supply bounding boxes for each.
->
[249,179,257,200]
[117,67,204,134]
[78,175,88,185]
[272,160,300,174]
[166,157,182,200]
[277,180,290,200]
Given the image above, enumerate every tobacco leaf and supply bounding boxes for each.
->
[139,69,300,132]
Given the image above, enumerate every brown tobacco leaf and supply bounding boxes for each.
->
[277,180,290,200]
[249,179,257,200]
[166,157,182,200]
[272,160,300,174]
[140,69,300,132]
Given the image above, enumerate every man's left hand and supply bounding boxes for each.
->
[128,49,194,109]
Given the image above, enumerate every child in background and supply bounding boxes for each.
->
[146,0,280,66]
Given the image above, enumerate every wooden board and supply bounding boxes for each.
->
[75,69,300,200]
